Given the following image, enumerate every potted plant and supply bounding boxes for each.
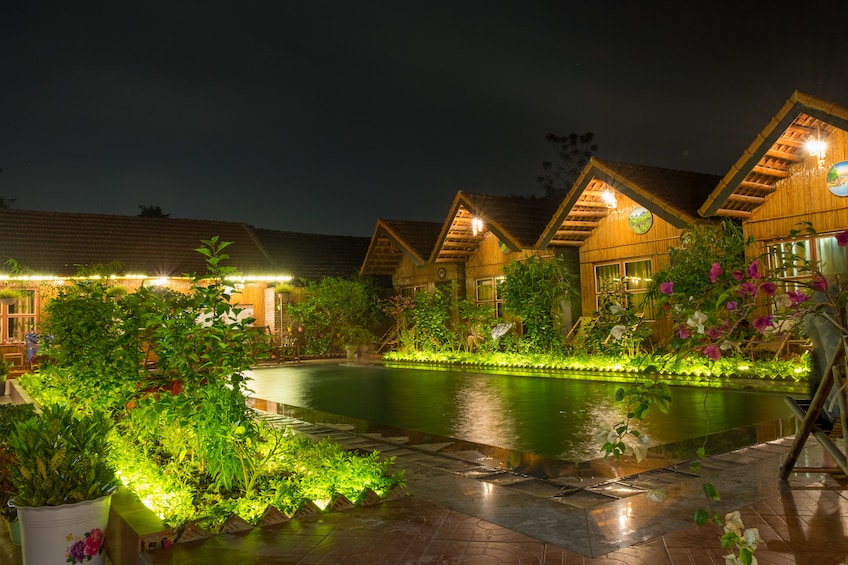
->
[8,404,119,564]
[340,326,375,360]
[274,282,295,295]
[0,288,21,306]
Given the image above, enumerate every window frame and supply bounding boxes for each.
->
[593,257,655,320]
[1,289,38,344]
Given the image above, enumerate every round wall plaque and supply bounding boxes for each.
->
[628,206,653,235]
[827,161,848,197]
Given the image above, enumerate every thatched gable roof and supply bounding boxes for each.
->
[254,228,371,281]
[539,158,721,247]
[0,208,277,278]
[699,91,848,218]
[359,219,443,276]
[433,192,559,263]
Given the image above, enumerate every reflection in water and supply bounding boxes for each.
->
[452,377,516,450]
[246,364,798,462]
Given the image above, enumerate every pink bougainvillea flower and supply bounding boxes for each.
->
[732,269,744,281]
[752,315,774,333]
[708,263,723,283]
[726,300,738,311]
[836,230,848,247]
[678,326,691,339]
[747,260,761,279]
[813,275,828,291]
[703,345,721,361]
[758,281,777,296]
[737,282,757,296]
[659,281,674,294]
[787,290,808,305]
[705,326,723,340]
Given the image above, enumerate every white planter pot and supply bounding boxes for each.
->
[15,494,112,565]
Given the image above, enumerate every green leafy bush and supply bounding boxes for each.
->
[8,404,118,507]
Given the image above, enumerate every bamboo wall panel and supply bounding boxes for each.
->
[746,127,848,242]
[577,194,683,316]
[464,234,545,298]
[392,255,458,289]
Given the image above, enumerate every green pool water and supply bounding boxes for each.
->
[246,363,800,462]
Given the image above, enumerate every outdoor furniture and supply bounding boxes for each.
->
[780,335,848,478]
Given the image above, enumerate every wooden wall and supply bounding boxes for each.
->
[463,233,544,296]
[745,127,848,245]
[393,256,458,290]
[578,193,683,318]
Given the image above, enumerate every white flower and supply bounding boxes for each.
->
[774,293,792,309]
[609,302,625,315]
[595,421,619,445]
[723,510,744,537]
[687,311,708,334]
[610,324,628,341]
[720,340,735,351]
[741,528,762,551]
[723,555,743,565]
[631,441,648,462]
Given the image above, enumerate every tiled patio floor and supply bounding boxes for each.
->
[2,398,846,564]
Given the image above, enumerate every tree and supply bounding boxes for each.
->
[536,132,597,200]
[138,204,170,218]
[288,276,384,355]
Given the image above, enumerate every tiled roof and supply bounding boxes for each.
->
[433,192,560,263]
[0,209,277,277]
[253,228,371,281]
[700,91,848,218]
[539,158,721,247]
[359,219,443,276]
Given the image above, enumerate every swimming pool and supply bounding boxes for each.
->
[246,363,799,462]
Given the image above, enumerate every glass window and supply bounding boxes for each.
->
[817,236,848,276]
[595,264,620,294]
[594,259,654,319]
[475,277,504,317]
[2,289,37,343]
[766,232,848,282]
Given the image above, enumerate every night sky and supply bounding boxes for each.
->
[3,1,848,237]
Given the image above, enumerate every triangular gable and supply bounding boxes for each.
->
[539,158,720,247]
[699,91,848,218]
[359,218,443,276]
[432,192,559,263]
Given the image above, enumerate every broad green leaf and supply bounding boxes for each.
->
[702,482,720,500]
[694,508,710,526]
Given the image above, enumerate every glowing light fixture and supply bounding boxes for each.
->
[805,128,828,168]
[601,188,618,209]
[471,217,484,236]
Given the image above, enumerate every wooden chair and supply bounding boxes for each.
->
[745,333,790,360]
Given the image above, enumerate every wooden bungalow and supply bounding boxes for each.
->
[0,208,371,362]
[360,193,565,320]
[538,158,721,341]
[359,218,443,294]
[699,91,848,273]
[429,191,563,320]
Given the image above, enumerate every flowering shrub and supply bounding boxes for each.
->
[584,282,653,357]
[656,257,808,362]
